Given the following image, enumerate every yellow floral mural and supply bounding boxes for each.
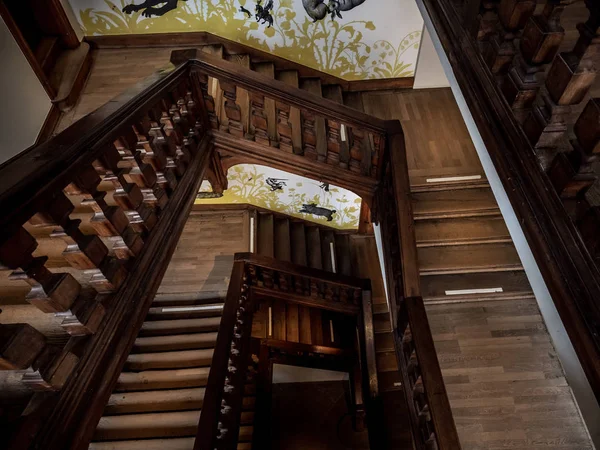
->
[70,0,423,80]
[196,164,362,230]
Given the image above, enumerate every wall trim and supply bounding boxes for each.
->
[86,32,414,92]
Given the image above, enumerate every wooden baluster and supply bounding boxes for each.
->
[484,0,536,76]
[477,0,501,42]
[44,191,128,293]
[0,323,46,370]
[21,344,79,391]
[523,1,600,160]
[155,103,192,171]
[502,0,573,122]
[578,207,600,262]
[548,98,599,205]
[74,164,144,260]
[219,79,245,137]
[302,111,328,162]
[250,90,271,146]
[102,146,158,235]
[193,71,219,130]
[276,99,294,153]
[0,228,80,313]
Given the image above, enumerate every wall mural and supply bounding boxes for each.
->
[69,0,423,80]
[195,164,362,229]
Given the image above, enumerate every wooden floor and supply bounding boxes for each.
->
[52,47,593,449]
[157,210,250,297]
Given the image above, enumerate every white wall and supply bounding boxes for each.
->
[0,16,51,165]
[413,26,450,89]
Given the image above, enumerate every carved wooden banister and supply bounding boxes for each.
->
[1,61,213,450]
[195,253,377,449]
[417,0,600,405]
[171,49,399,201]
[377,131,461,449]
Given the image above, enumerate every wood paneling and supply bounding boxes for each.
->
[427,299,593,450]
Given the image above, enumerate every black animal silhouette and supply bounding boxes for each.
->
[255,0,274,28]
[302,0,367,22]
[299,203,337,222]
[122,0,188,18]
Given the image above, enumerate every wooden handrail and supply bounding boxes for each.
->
[377,129,461,449]
[171,49,402,135]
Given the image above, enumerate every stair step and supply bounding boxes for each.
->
[413,188,499,220]
[378,370,403,393]
[321,230,336,273]
[305,226,323,270]
[290,222,308,266]
[90,438,252,450]
[145,303,223,321]
[381,390,413,448]
[200,44,224,58]
[116,367,210,392]
[152,295,226,308]
[421,270,534,303]
[89,437,195,450]
[139,317,221,337]
[125,349,213,371]
[373,313,392,334]
[300,77,323,97]
[274,218,292,262]
[375,332,395,353]
[93,410,201,441]
[335,234,352,277]
[258,213,275,258]
[376,350,399,372]
[105,388,205,415]
[418,243,523,276]
[415,216,511,247]
[133,332,218,353]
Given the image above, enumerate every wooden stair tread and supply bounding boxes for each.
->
[116,367,211,392]
[125,349,213,371]
[258,213,275,258]
[415,215,510,247]
[418,243,523,276]
[413,188,499,219]
[305,226,323,270]
[93,410,201,440]
[381,390,413,448]
[105,387,206,415]
[133,332,218,353]
[300,78,323,96]
[322,84,344,103]
[290,222,308,266]
[139,317,221,336]
[375,332,395,353]
[378,371,403,393]
[376,350,399,372]
[373,312,392,334]
[145,303,223,321]
[152,295,226,307]
[421,270,534,303]
[200,44,224,57]
[89,437,195,450]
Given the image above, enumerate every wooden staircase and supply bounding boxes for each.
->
[412,180,535,304]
